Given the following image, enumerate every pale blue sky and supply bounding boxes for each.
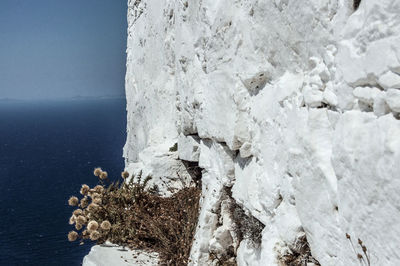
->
[0,0,127,100]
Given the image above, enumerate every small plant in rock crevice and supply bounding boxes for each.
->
[226,186,265,248]
[209,250,237,266]
[230,201,265,247]
[67,167,201,265]
[353,0,361,10]
[208,187,265,266]
[277,234,321,266]
[346,233,371,266]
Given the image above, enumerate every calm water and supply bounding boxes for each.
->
[0,99,127,266]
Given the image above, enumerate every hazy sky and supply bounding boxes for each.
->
[0,0,127,100]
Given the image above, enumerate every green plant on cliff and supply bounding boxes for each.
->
[67,167,201,265]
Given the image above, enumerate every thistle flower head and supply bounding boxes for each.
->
[68,231,78,242]
[99,171,108,180]
[93,168,102,177]
[94,185,104,193]
[82,230,89,239]
[93,197,102,205]
[87,220,99,232]
[73,209,83,216]
[91,193,101,199]
[80,184,90,195]
[121,171,129,179]
[87,203,99,212]
[80,197,89,208]
[100,220,111,230]
[68,196,79,206]
[345,233,351,239]
[75,223,83,230]
[76,215,87,225]
[90,230,101,241]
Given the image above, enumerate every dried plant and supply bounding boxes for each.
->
[209,250,237,266]
[277,234,320,266]
[68,196,79,207]
[345,233,371,266]
[67,169,201,265]
[72,209,81,217]
[80,197,89,208]
[99,171,108,180]
[90,230,101,241]
[76,215,86,225]
[230,200,264,247]
[121,171,129,179]
[80,184,90,195]
[87,220,99,232]
[68,231,78,242]
[100,220,111,230]
[94,185,104,193]
[93,168,102,177]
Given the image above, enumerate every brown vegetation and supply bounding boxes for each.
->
[346,233,371,266]
[207,187,265,266]
[226,186,264,247]
[67,169,201,265]
[278,234,320,266]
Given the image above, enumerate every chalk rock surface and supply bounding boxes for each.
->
[85,0,400,265]
[83,243,159,266]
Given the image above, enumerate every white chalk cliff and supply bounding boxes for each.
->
[85,0,400,265]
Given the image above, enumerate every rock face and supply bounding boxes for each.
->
[83,243,159,265]
[121,0,400,265]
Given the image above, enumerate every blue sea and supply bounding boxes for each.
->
[0,99,127,266]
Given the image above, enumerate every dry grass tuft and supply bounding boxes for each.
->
[67,168,201,265]
[278,234,320,266]
[229,198,264,247]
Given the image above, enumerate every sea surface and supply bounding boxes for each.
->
[0,99,127,266]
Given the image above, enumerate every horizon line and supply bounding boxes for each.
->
[0,95,126,102]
